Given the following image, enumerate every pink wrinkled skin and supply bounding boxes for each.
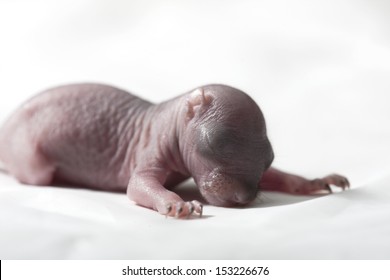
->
[0,83,349,218]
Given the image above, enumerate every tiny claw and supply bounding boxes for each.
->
[175,202,183,218]
[186,202,195,219]
[177,206,183,214]
[199,205,203,218]
[191,200,203,217]
[338,178,347,190]
[344,178,351,189]
[165,204,172,218]
[327,174,350,191]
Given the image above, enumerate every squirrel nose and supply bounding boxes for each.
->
[232,183,258,205]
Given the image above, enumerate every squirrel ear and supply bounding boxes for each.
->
[186,88,213,121]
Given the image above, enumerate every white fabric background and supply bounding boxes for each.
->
[0,0,389,259]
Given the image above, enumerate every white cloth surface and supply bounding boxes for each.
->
[0,0,390,259]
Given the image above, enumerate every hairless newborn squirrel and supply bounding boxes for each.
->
[0,84,349,218]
